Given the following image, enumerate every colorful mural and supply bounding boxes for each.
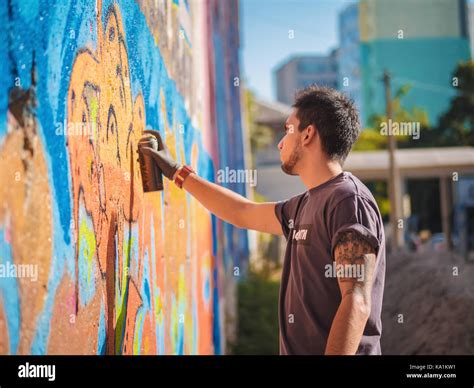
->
[0,0,248,354]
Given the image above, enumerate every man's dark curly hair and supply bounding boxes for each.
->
[293,85,361,163]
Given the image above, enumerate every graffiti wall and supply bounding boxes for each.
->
[0,0,248,354]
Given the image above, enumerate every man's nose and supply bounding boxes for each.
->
[278,138,283,150]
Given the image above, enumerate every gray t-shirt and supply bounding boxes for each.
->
[274,171,386,355]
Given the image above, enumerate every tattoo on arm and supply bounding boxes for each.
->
[334,231,376,299]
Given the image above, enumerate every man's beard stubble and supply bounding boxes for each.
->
[281,142,302,176]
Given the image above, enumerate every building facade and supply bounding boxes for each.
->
[275,51,338,105]
[338,2,364,124]
[360,0,471,126]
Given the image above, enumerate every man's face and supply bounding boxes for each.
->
[278,109,303,176]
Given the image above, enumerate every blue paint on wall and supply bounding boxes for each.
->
[0,0,12,139]
[0,228,20,355]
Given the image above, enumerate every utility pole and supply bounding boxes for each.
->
[383,70,404,251]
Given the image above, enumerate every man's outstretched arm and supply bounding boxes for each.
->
[182,173,282,235]
[140,129,282,236]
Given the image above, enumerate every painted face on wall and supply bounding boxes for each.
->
[278,109,303,176]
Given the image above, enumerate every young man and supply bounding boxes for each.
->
[141,85,386,355]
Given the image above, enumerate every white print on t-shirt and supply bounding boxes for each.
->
[292,229,308,241]
[291,224,312,245]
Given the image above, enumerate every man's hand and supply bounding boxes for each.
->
[325,230,376,355]
[140,129,180,180]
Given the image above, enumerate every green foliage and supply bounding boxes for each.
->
[354,84,430,151]
[365,181,390,220]
[251,123,274,152]
[437,60,474,146]
[352,128,387,151]
[353,85,426,220]
[231,265,280,355]
[242,88,274,158]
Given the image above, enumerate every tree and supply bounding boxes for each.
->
[438,60,474,146]
[241,88,274,168]
[353,85,430,220]
[353,84,430,151]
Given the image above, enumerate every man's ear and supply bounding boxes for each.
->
[302,124,316,146]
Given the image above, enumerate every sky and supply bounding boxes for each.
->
[240,0,355,102]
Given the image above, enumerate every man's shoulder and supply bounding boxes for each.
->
[325,172,379,213]
[278,191,307,210]
[281,172,378,214]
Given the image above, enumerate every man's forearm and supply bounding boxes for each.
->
[325,294,370,355]
[182,172,252,228]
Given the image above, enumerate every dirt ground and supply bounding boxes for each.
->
[381,250,474,355]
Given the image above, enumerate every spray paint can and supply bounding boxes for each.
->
[138,134,163,192]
